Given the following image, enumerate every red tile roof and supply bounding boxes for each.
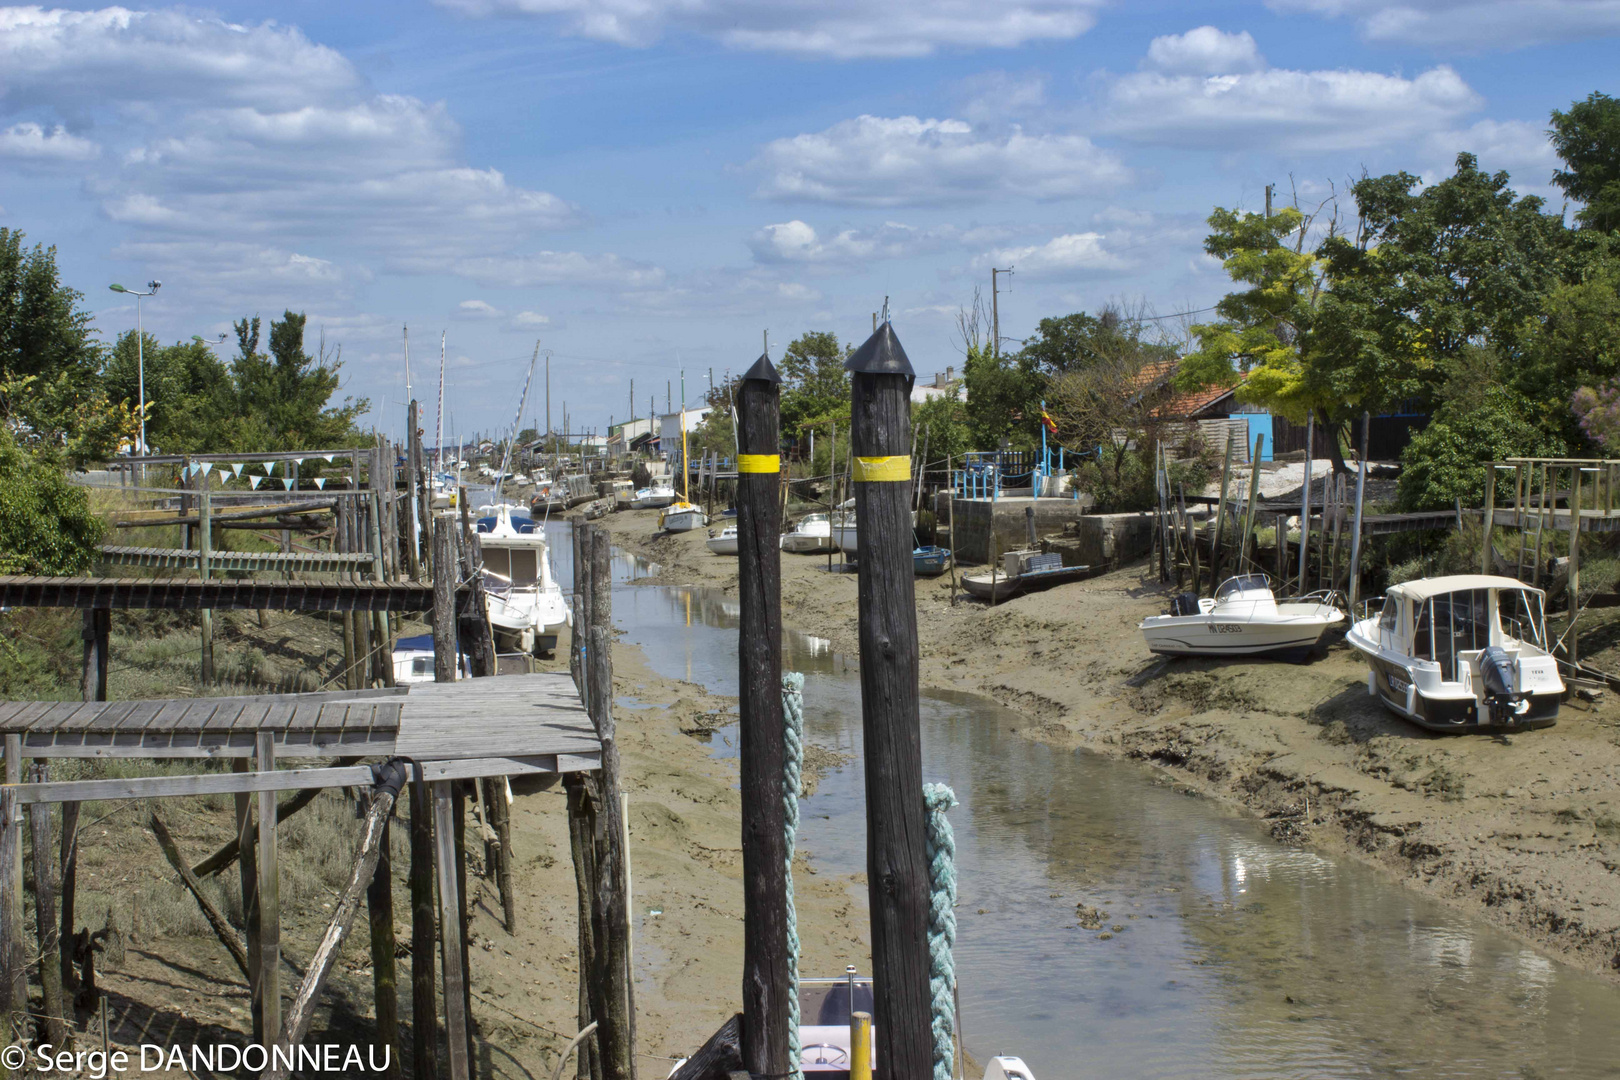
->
[1131,360,1243,418]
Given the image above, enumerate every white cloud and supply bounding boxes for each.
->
[0,121,98,161]
[458,300,502,318]
[979,232,1126,278]
[511,311,551,327]
[1143,27,1265,75]
[1427,119,1559,186]
[752,115,1130,206]
[433,0,1104,58]
[748,220,949,263]
[1265,0,1620,49]
[1102,64,1481,151]
[446,251,666,289]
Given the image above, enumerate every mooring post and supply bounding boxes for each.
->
[735,350,789,1078]
[1347,413,1370,613]
[27,764,66,1047]
[232,759,264,1040]
[453,788,474,1071]
[58,800,79,1005]
[1569,465,1583,665]
[1481,464,1498,575]
[0,787,18,1058]
[846,320,933,1080]
[432,781,471,1080]
[367,813,402,1080]
[408,401,424,580]
[1298,413,1314,595]
[409,769,439,1080]
[588,528,635,1080]
[1239,435,1265,574]
[80,606,108,703]
[200,485,214,685]
[256,732,282,1042]
[1210,431,1235,587]
[432,518,458,683]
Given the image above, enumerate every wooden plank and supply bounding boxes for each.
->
[433,780,471,1080]
[8,764,377,804]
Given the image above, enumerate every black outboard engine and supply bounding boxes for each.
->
[1170,593,1201,617]
[1477,644,1527,725]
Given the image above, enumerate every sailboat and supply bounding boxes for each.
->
[658,370,708,533]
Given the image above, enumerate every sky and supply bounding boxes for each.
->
[1,1,1615,446]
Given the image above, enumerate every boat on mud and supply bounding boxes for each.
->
[705,524,739,555]
[473,503,570,655]
[780,512,835,554]
[913,545,952,576]
[1139,574,1344,660]
[632,484,676,509]
[1346,574,1564,731]
[961,549,1087,602]
[659,499,707,532]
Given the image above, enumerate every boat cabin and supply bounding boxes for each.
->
[1370,576,1549,683]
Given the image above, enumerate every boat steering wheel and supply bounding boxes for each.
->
[800,1044,849,1066]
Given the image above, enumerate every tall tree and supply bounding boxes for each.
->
[1550,91,1620,234]
[778,331,850,442]
[228,311,368,450]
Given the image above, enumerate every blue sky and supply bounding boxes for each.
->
[1,1,1614,445]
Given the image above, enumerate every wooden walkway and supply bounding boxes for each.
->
[0,575,441,612]
[0,674,599,800]
[98,545,376,573]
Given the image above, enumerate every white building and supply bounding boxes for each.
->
[656,407,711,457]
[911,367,965,405]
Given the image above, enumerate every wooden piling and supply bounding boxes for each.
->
[1569,466,1583,665]
[1298,413,1313,595]
[735,352,789,1078]
[453,787,473,1071]
[1481,464,1497,575]
[368,815,403,1080]
[57,800,77,1005]
[80,607,108,703]
[200,486,215,684]
[1239,435,1264,574]
[1347,413,1370,612]
[432,781,471,1080]
[483,778,516,933]
[27,764,67,1047]
[256,732,282,1042]
[432,519,458,683]
[409,769,439,1080]
[0,787,19,1054]
[845,321,933,1080]
[408,402,424,580]
[233,759,264,1039]
[1210,432,1235,588]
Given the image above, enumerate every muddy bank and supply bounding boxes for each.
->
[608,508,1620,980]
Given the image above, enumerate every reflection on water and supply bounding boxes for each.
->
[567,525,1620,1079]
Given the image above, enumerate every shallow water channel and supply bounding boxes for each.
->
[555,527,1620,1079]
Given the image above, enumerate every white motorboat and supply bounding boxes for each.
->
[672,971,1035,1080]
[391,633,469,684]
[659,500,707,532]
[780,512,834,553]
[1346,574,1564,731]
[1139,574,1343,660]
[631,484,676,509]
[473,504,570,655]
[831,513,858,556]
[705,524,739,555]
[962,548,1088,602]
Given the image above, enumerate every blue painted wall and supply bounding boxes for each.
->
[1245,414,1274,461]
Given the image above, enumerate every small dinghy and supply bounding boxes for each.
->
[780,512,835,553]
[913,545,952,576]
[705,524,739,555]
[1139,574,1343,660]
[631,484,676,509]
[961,549,1087,602]
[1346,574,1563,731]
[658,500,707,532]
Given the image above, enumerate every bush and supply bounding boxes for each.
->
[1396,385,1565,511]
[1072,441,1215,513]
[0,428,105,574]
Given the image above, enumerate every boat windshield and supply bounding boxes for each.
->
[798,514,828,526]
[1498,588,1547,649]
[798,977,875,1026]
[1214,574,1271,603]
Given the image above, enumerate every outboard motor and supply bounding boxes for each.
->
[1170,593,1201,617]
[1477,644,1528,725]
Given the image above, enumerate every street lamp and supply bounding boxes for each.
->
[192,333,228,350]
[109,281,161,457]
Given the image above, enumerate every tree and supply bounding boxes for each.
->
[1551,91,1620,234]
[962,343,1042,452]
[102,333,231,454]
[778,331,850,443]
[911,389,972,467]
[0,428,104,574]
[1398,381,1565,510]
[227,311,369,451]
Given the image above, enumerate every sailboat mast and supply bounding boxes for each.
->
[435,331,446,470]
[680,369,689,500]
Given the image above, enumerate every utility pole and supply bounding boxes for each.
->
[1265,184,1273,219]
[991,267,1014,357]
[545,353,552,460]
[667,381,671,415]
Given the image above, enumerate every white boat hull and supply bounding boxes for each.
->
[706,533,739,555]
[661,509,707,532]
[1141,602,1343,658]
[780,531,833,553]
[832,524,858,555]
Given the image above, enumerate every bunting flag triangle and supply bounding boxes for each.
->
[292,458,304,469]
[249,475,262,490]
[180,464,193,478]
[263,462,276,475]
[323,454,335,463]
[199,462,213,477]
[231,463,243,477]
[282,477,295,489]
[314,477,326,489]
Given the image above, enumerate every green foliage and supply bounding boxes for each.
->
[1071,444,1213,514]
[0,427,105,574]
[1396,383,1566,511]
[1551,91,1620,234]
[226,312,369,451]
[1018,310,1174,377]
[963,343,1041,451]
[911,389,972,466]
[778,331,850,443]
[1539,255,1620,444]
[102,332,232,453]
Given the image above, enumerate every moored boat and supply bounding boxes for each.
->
[659,500,707,532]
[705,524,739,555]
[473,503,570,655]
[631,484,676,509]
[1346,574,1563,731]
[961,548,1088,602]
[1139,574,1344,660]
[913,545,952,576]
[780,512,834,553]
[391,633,468,684]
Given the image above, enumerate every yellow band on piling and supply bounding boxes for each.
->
[737,454,780,474]
[852,456,910,483]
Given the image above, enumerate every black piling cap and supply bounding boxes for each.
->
[741,352,781,384]
[845,321,914,381]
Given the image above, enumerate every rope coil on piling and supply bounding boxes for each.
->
[923,783,959,1080]
[782,671,806,1080]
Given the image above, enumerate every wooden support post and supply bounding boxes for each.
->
[1298,413,1313,595]
[483,779,515,933]
[1534,462,1549,586]
[587,530,634,1080]
[433,519,458,683]
[0,787,19,1056]
[233,759,264,1040]
[409,770,439,1080]
[1210,431,1235,588]
[57,801,78,1005]
[148,810,250,979]
[564,773,600,1080]
[408,401,424,580]
[1569,466,1583,665]
[1328,474,1345,590]
[80,607,108,703]
[368,814,403,1080]
[268,762,406,1080]
[457,500,498,679]
[1481,464,1497,575]
[370,461,396,687]
[1239,435,1265,574]
[432,781,471,1080]
[846,322,933,1080]
[200,486,214,685]
[453,791,473,1072]
[27,765,67,1047]
[257,732,282,1042]
[1347,413,1370,613]
[735,352,789,1078]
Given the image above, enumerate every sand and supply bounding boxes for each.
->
[609,507,1620,981]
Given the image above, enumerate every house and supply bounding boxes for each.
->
[1129,360,1260,460]
[911,367,966,405]
[655,407,711,457]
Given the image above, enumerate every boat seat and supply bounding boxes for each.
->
[815,982,876,1026]
[1170,593,1200,617]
